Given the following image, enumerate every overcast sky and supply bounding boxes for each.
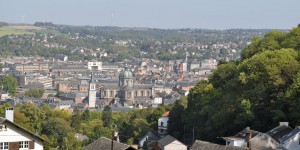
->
[0,0,299,29]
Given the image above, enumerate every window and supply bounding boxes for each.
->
[141,91,144,96]
[0,142,8,150]
[147,91,150,96]
[135,91,138,97]
[110,91,113,97]
[161,122,164,126]
[19,141,29,149]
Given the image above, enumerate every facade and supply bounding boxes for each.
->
[157,135,187,150]
[87,61,102,71]
[13,63,49,72]
[99,65,154,105]
[0,108,46,150]
[158,112,169,137]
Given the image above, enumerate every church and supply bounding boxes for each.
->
[94,65,154,106]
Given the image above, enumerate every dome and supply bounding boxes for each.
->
[119,65,132,79]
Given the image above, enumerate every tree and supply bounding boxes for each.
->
[102,106,112,128]
[1,75,18,96]
[25,88,44,98]
[167,97,187,140]
[70,107,81,132]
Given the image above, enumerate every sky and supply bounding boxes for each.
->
[0,0,299,29]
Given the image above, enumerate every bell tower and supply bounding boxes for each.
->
[88,72,96,108]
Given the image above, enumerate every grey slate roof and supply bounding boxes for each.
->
[83,137,130,150]
[280,127,300,144]
[157,135,185,147]
[190,140,246,150]
[265,125,293,143]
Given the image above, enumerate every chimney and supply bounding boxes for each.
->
[246,127,251,150]
[5,107,14,122]
[279,122,289,126]
[113,131,120,142]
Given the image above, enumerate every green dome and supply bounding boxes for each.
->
[119,66,132,78]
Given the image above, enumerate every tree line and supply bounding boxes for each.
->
[167,24,300,144]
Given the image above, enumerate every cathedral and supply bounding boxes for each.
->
[98,65,154,106]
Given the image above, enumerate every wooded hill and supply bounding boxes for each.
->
[167,24,300,144]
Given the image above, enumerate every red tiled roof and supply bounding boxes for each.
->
[162,111,170,117]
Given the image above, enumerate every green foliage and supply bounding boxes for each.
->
[102,106,112,127]
[25,88,44,98]
[167,25,300,144]
[1,75,18,97]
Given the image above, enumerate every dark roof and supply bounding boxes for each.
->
[265,125,293,142]
[190,140,246,150]
[157,135,186,147]
[83,137,130,150]
[234,128,260,139]
[0,117,48,143]
[280,127,300,144]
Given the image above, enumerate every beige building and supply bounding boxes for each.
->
[13,63,49,72]
[100,65,154,105]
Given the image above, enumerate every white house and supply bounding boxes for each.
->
[157,135,187,150]
[153,96,162,104]
[0,108,46,150]
[280,127,300,150]
[158,111,169,137]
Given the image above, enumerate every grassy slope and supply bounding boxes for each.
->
[0,26,35,36]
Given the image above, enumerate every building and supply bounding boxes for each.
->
[87,61,102,71]
[158,112,169,137]
[0,108,46,150]
[99,65,154,105]
[190,140,245,150]
[280,127,300,150]
[83,137,135,150]
[88,74,96,108]
[157,135,187,150]
[13,63,49,72]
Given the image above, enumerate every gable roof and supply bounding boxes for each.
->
[265,125,293,142]
[280,127,300,144]
[161,111,169,117]
[157,135,185,147]
[190,140,246,150]
[83,137,130,150]
[0,117,47,143]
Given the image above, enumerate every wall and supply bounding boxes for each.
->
[283,133,300,150]
[164,140,187,150]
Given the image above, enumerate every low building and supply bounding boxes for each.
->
[190,140,245,150]
[84,137,135,150]
[157,135,187,150]
[280,127,300,150]
[0,108,47,150]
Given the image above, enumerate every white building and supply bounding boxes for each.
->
[153,96,162,104]
[87,61,102,71]
[0,108,46,150]
[280,127,300,150]
[158,111,169,137]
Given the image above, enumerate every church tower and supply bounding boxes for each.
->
[88,73,96,108]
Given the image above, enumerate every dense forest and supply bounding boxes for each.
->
[168,24,300,144]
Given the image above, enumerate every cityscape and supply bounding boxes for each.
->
[0,0,300,150]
